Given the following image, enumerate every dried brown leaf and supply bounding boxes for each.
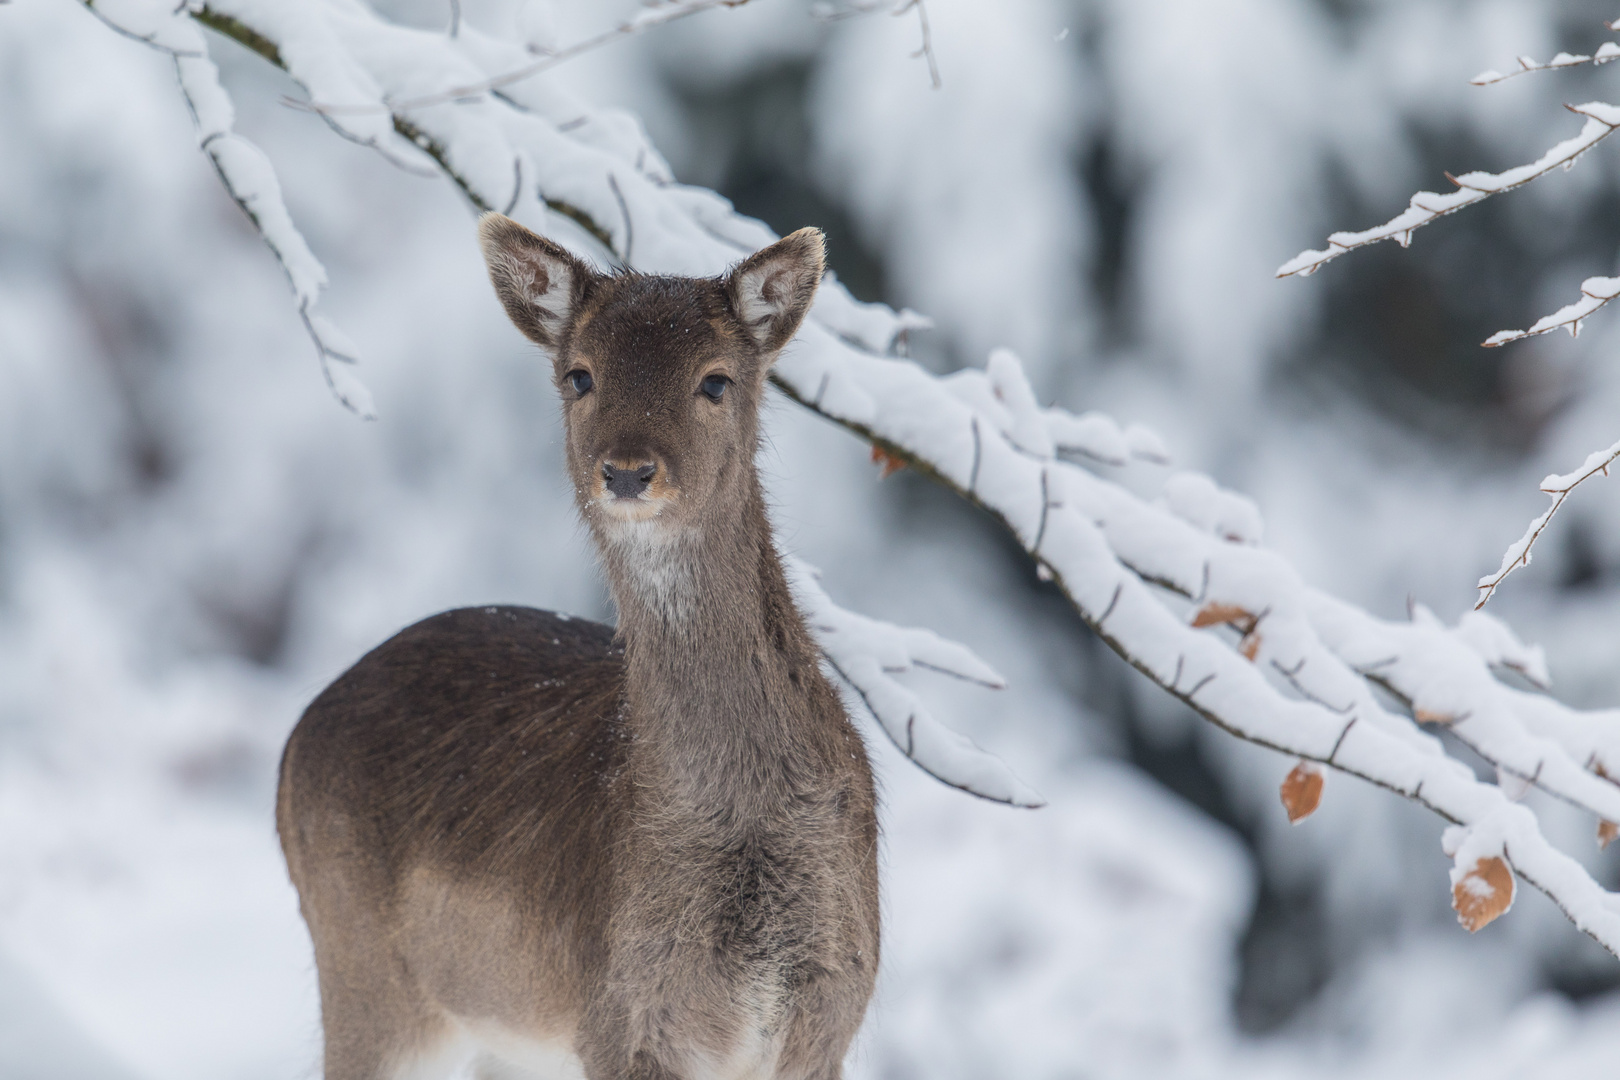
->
[1239,632,1261,662]
[1414,709,1455,726]
[1280,761,1324,823]
[870,445,907,478]
[1600,820,1618,850]
[1452,856,1515,932]
[1191,602,1254,630]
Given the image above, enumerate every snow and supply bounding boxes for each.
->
[786,556,1044,808]
[13,1,1620,1078]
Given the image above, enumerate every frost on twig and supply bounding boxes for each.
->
[786,558,1044,808]
[102,1,1620,956]
[1476,437,1620,608]
[82,0,376,417]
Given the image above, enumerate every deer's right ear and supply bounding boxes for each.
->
[725,227,825,355]
[478,213,591,349]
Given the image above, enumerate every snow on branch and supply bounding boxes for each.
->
[1476,437,1620,608]
[1281,22,1620,611]
[1482,274,1620,347]
[1471,42,1620,85]
[105,0,1620,954]
[782,342,1620,951]
[1276,104,1620,279]
[786,558,1044,808]
[82,0,376,418]
[295,0,761,119]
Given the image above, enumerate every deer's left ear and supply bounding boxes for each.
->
[725,228,825,354]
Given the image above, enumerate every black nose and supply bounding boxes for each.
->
[603,462,657,499]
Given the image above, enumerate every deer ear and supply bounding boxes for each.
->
[725,228,825,354]
[478,212,592,349]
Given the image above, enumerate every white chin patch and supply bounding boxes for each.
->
[601,517,695,622]
[595,496,666,524]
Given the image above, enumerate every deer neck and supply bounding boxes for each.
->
[595,480,826,819]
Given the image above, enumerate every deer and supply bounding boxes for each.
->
[276,213,880,1080]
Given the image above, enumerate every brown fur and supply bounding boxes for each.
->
[278,216,879,1080]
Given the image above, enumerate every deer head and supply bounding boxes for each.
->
[478,213,824,551]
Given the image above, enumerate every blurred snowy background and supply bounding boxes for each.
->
[7,0,1620,1076]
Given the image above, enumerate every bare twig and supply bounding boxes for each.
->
[811,0,941,88]
[898,0,941,90]
[1477,437,1620,608]
[608,172,633,265]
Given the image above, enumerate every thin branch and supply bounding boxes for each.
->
[608,172,633,265]
[84,0,376,418]
[812,0,941,88]
[898,0,941,90]
[1476,437,1620,607]
[1482,273,1620,346]
[1277,104,1620,279]
[1471,41,1620,85]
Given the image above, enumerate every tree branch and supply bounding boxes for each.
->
[98,0,1620,955]
[1477,437,1620,608]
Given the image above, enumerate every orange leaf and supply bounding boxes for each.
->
[870,445,906,478]
[1600,820,1619,850]
[1239,632,1262,662]
[1414,709,1455,726]
[1191,602,1254,630]
[1280,761,1324,823]
[1452,856,1514,933]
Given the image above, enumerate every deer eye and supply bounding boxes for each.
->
[566,369,594,396]
[700,374,729,402]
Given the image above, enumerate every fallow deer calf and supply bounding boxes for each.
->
[277,215,879,1080]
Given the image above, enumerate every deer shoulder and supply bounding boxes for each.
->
[278,218,879,1080]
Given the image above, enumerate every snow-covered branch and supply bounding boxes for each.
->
[298,0,761,119]
[1482,274,1620,347]
[1476,438,1620,608]
[1471,29,1620,85]
[786,557,1044,808]
[1276,104,1620,280]
[1281,22,1620,612]
[782,344,1620,951]
[101,0,1620,954]
[83,0,376,417]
